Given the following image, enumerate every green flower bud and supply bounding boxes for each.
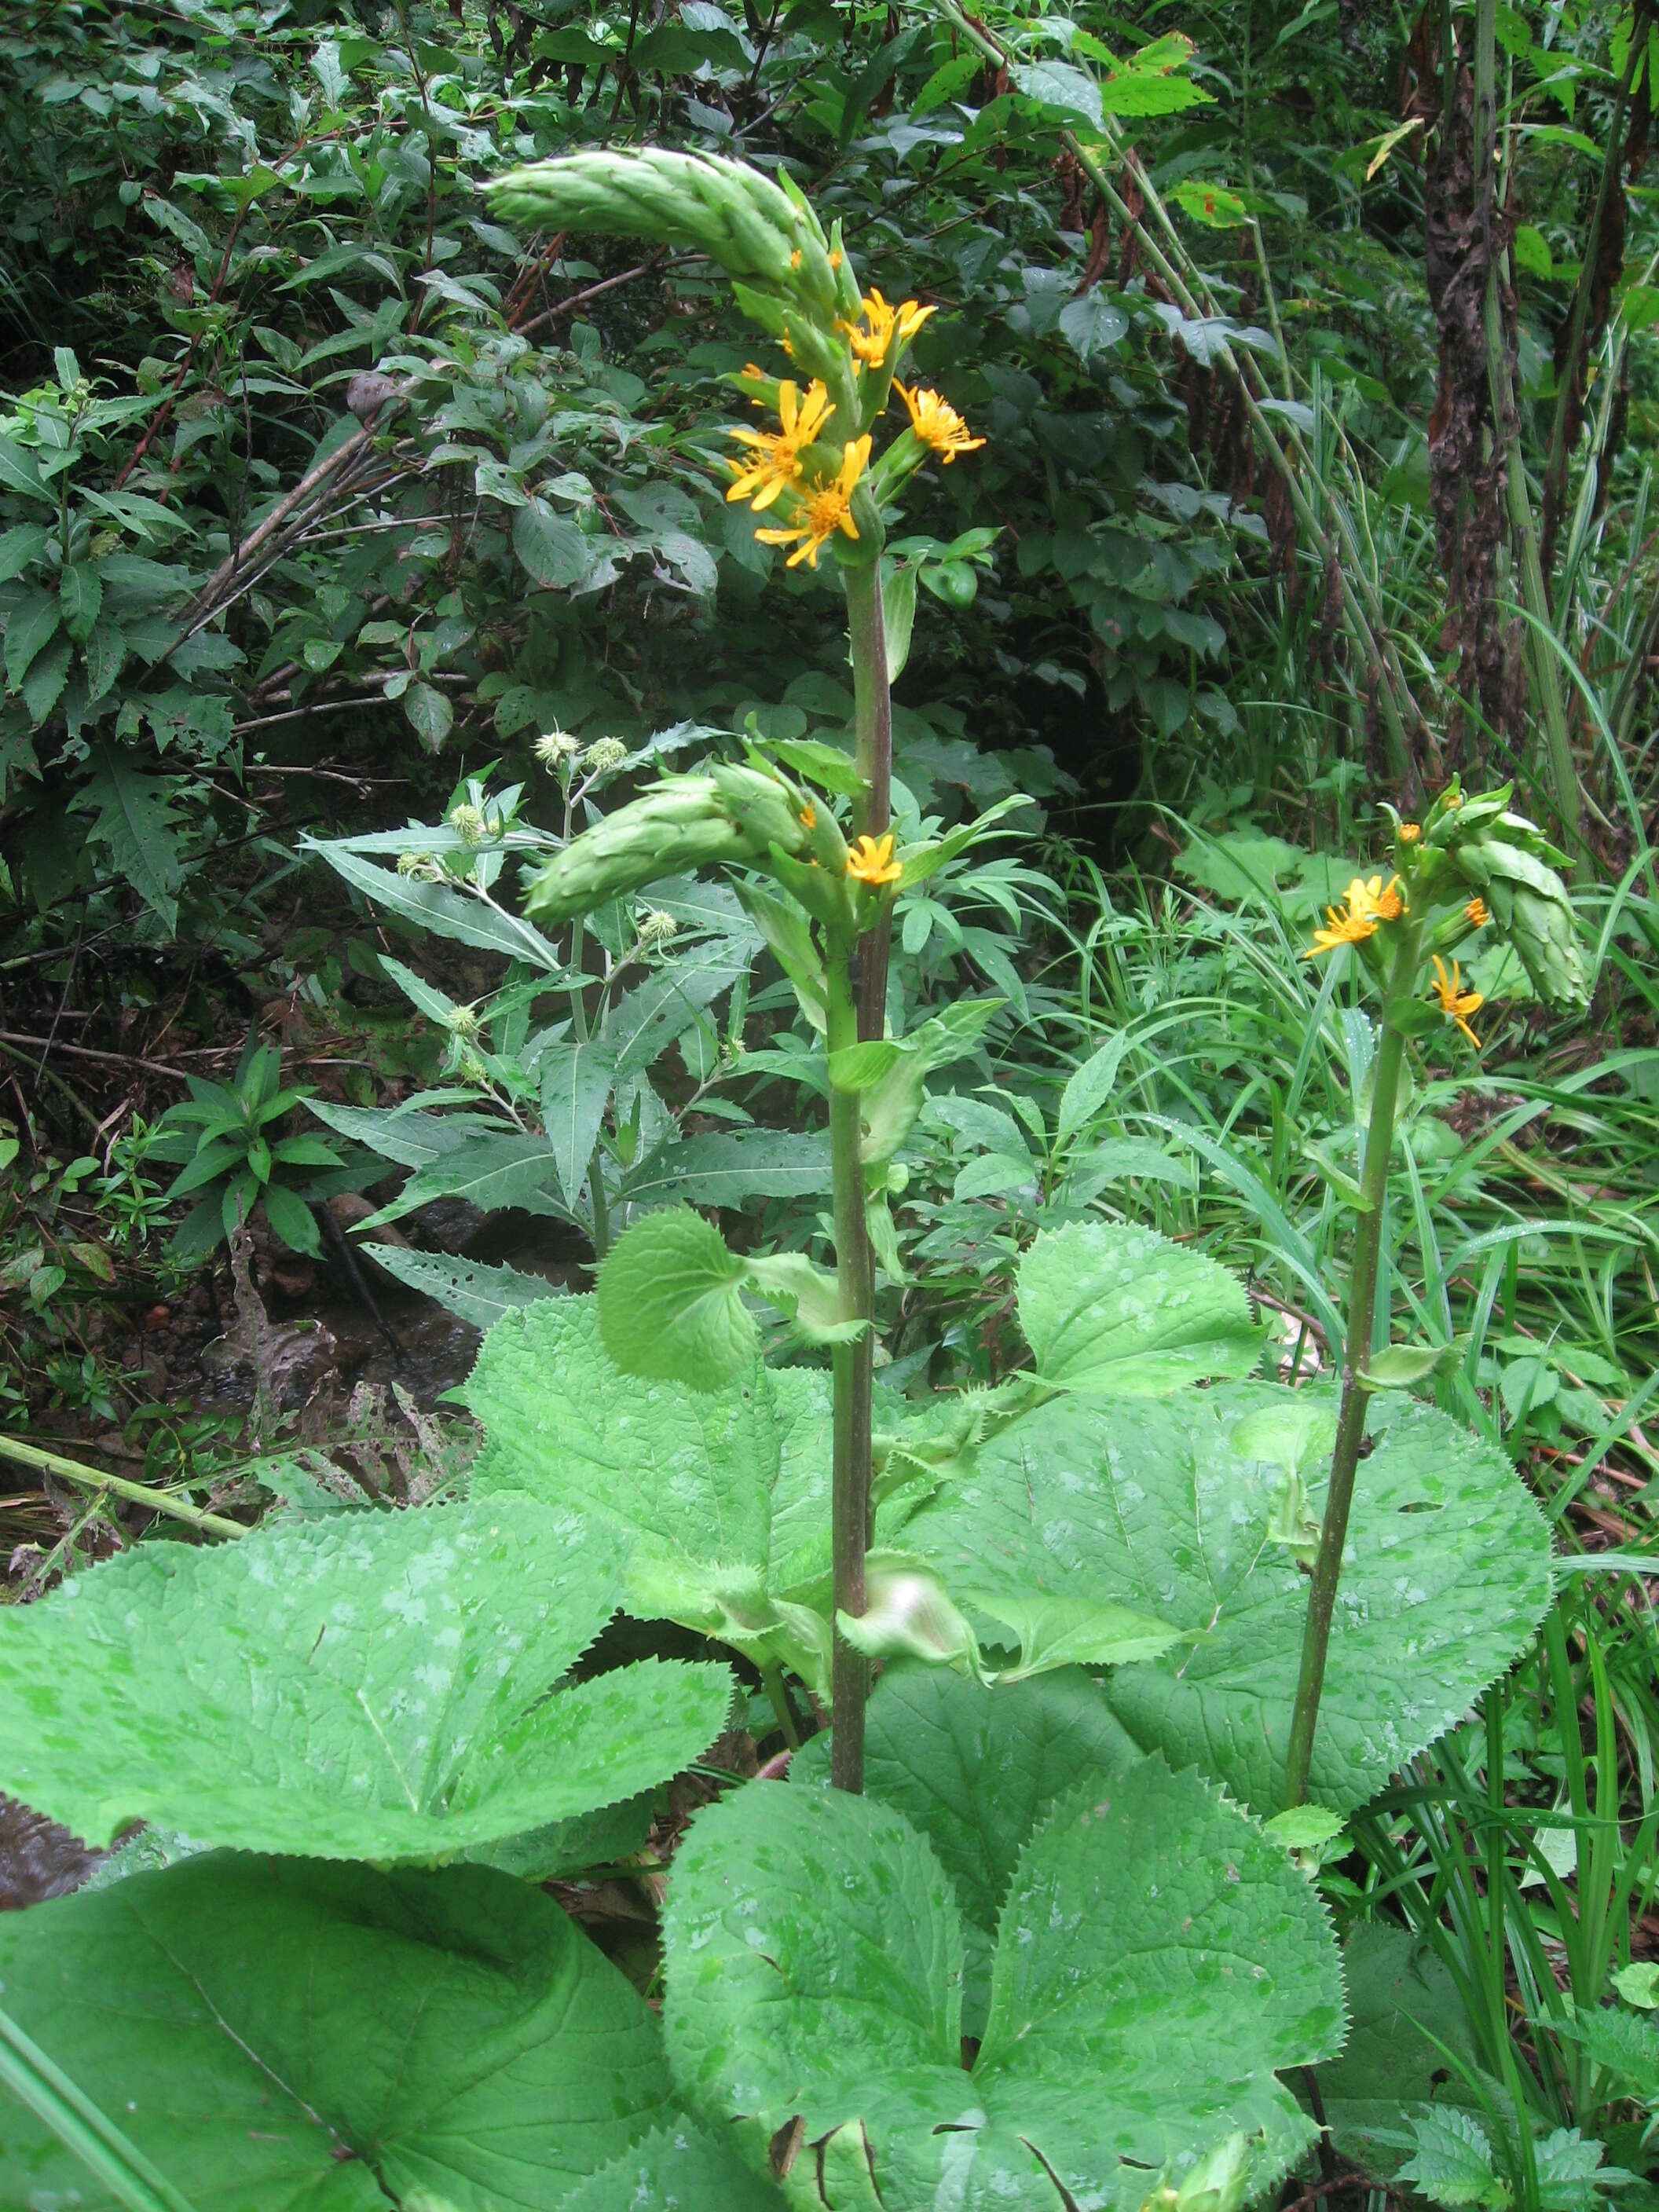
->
[535,727,577,769]
[1438,797,1588,1012]
[522,766,809,925]
[397,851,438,878]
[580,737,628,774]
[447,803,487,846]
[486,150,842,316]
[635,909,679,949]
[445,1003,481,1041]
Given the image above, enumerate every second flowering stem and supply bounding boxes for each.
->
[826,928,873,1793]
[1281,918,1425,1808]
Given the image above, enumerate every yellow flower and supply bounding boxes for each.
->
[725,379,835,511]
[844,287,935,368]
[1466,895,1489,927]
[1429,955,1484,1048]
[895,382,984,461]
[1444,789,1463,810]
[1305,875,1403,956]
[798,802,817,830]
[755,434,871,569]
[1358,873,1406,921]
[1399,822,1422,844]
[846,832,902,886]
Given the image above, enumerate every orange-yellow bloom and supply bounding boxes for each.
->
[725,379,834,511]
[846,833,902,887]
[844,287,935,368]
[895,382,984,461]
[1429,955,1484,1048]
[1305,874,1404,956]
[1466,895,1489,927]
[798,803,817,830]
[1399,822,1422,844]
[755,434,871,569]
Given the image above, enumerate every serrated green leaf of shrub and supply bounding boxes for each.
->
[1397,2108,1511,2208]
[903,1385,1552,1811]
[598,1204,759,1386]
[665,1760,1342,2210]
[0,1852,676,2210]
[795,1661,1144,2038]
[1016,1221,1265,1390]
[0,1494,732,1858]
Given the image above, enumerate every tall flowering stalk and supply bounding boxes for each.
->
[489,151,986,1792]
[1281,782,1588,1807]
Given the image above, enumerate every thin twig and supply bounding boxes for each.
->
[0,1434,247,1540]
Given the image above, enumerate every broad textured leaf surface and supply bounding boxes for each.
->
[562,2119,788,2210]
[901,1385,1553,1811]
[598,1203,758,1386]
[0,1851,674,2210]
[795,1661,1142,2036]
[0,1493,732,1856]
[1016,1220,1265,1391]
[470,1296,777,1622]
[665,1762,1343,2210]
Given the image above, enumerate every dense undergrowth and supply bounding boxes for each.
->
[0,0,1657,2208]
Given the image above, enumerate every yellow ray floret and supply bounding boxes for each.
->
[895,382,984,461]
[725,379,835,511]
[1305,873,1404,956]
[1465,895,1489,927]
[755,434,872,569]
[846,833,902,886]
[1429,955,1484,1047]
[844,287,935,368]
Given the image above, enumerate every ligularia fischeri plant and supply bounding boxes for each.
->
[0,152,1575,2212]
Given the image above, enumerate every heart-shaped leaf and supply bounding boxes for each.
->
[665,1760,1344,2210]
[793,1661,1143,2037]
[0,1851,676,2209]
[901,1384,1553,1811]
[0,1492,732,1858]
[1016,1221,1267,1392]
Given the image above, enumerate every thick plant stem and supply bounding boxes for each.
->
[825,557,892,1793]
[1281,927,1422,1807]
[841,561,892,1044]
[826,939,873,1792]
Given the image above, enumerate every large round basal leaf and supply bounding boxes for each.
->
[795,1661,1143,2038]
[469,1296,778,1623]
[663,1783,971,2154]
[561,2119,789,2210]
[1016,1221,1265,1392]
[662,1764,1344,2212]
[903,1385,1553,1811]
[0,1851,674,2211]
[0,1492,734,1858]
[965,1760,1343,2208]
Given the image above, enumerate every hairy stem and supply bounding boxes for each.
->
[1282,925,1423,1807]
[826,936,872,1791]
